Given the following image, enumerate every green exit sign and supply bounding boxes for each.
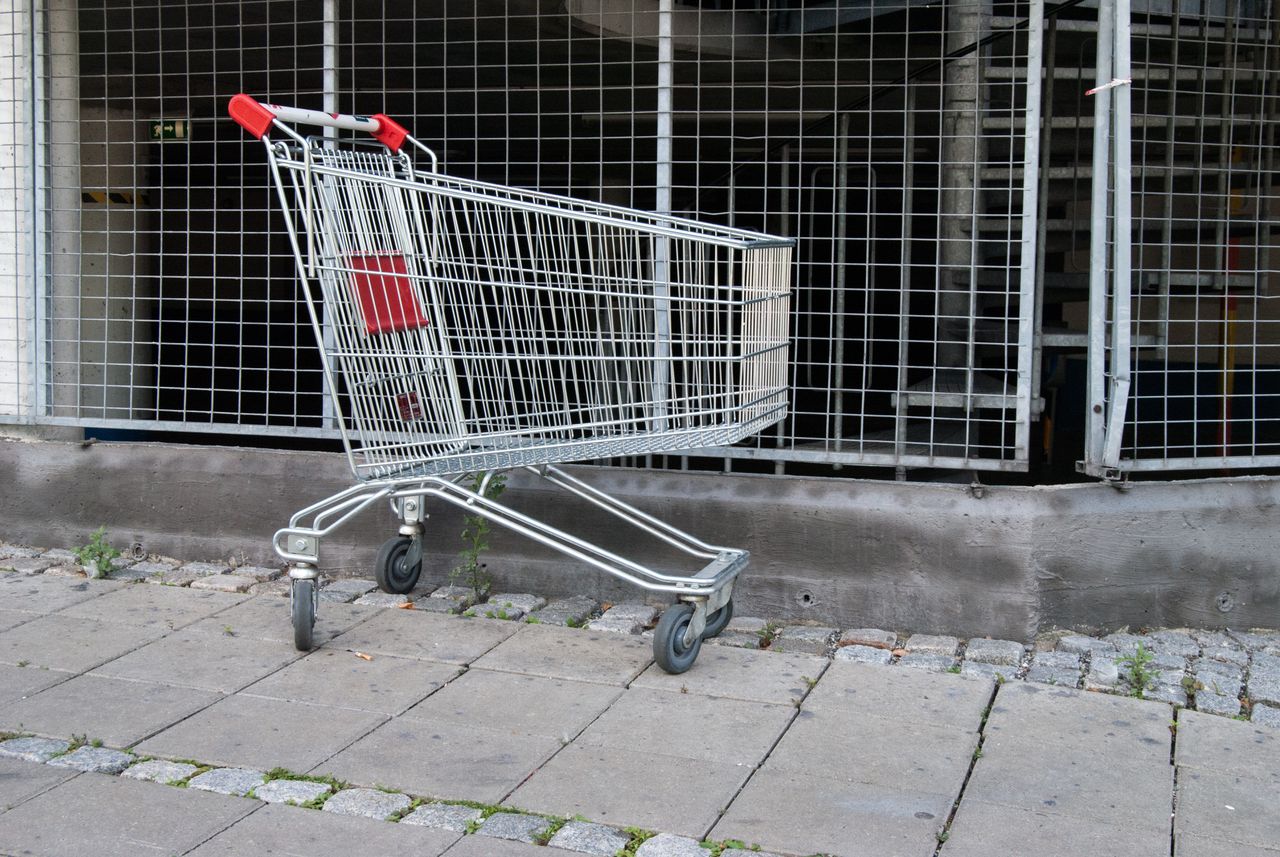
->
[149,119,189,141]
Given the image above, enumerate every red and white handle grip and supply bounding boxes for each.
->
[228,93,409,152]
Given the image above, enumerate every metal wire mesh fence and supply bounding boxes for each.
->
[2,0,1279,479]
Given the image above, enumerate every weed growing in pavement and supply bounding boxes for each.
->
[74,526,121,578]
[757,621,780,649]
[615,826,656,857]
[1118,643,1156,697]
[451,472,506,602]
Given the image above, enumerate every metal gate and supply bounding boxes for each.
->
[1081,0,1280,477]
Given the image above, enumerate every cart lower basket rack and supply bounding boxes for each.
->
[231,95,794,673]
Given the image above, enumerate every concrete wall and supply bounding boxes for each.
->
[2,436,1277,639]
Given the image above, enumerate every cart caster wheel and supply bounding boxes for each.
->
[654,603,702,674]
[291,578,316,651]
[375,536,422,594]
[701,599,733,640]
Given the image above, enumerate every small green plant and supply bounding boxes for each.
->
[615,827,656,857]
[946,664,962,674]
[452,473,507,601]
[15,660,28,668]
[757,621,780,649]
[1118,643,1156,697]
[74,526,121,579]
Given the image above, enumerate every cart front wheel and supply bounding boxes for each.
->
[375,536,422,594]
[654,602,702,674]
[291,578,316,651]
[701,599,734,640]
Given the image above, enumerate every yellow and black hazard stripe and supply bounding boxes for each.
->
[81,190,147,205]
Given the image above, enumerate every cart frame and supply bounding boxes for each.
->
[230,94,794,673]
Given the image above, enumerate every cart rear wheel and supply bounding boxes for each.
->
[701,599,734,640]
[292,578,316,651]
[375,536,421,594]
[654,602,702,674]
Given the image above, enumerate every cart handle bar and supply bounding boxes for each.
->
[229,93,409,153]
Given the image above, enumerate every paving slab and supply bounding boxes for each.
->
[507,743,751,839]
[801,659,993,729]
[984,681,1173,750]
[326,608,517,664]
[253,778,332,805]
[835,643,894,665]
[766,707,979,796]
[0,663,67,707]
[964,638,1025,665]
[472,623,653,686]
[186,800,459,856]
[242,648,461,715]
[0,755,77,811]
[90,626,303,693]
[402,801,484,832]
[403,668,621,739]
[633,833,712,856]
[188,767,267,796]
[1176,833,1280,857]
[967,727,1173,831]
[0,769,257,857]
[0,673,222,747]
[0,613,167,672]
[316,717,564,805]
[443,836,578,856]
[187,594,378,645]
[1174,767,1280,852]
[631,645,828,705]
[1175,710,1280,787]
[0,575,125,613]
[941,799,1174,857]
[476,811,551,842]
[0,609,35,634]
[136,693,386,773]
[56,582,248,630]
[548,820,632,855]
[710,766,953,857]
[121,758,199,784]
[574,686,794,768]
[323,786,412,820]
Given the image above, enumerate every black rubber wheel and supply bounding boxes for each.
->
[291,578,316,651]
[375,536,421,594]
[701,599,734,640]
[653,602,702,674]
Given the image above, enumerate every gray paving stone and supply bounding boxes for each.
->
[1144,628,1199,657]
[905,633,960,656]
[231,565,284,583]
[404,668,621,739]
[178,562,232,577]
[711,767,952,857]
[1229,629,1280,651]
[1246,667,1280,707]
[1191,629,1237,649]
[528,595,599,627]
[354,591,412,607]
[1025,650,1081,687]
[443,838,569,857]
[59,583,248,630]
[91,626,302,693]
[1194,689,1242,717]
[0,545,42,561]
[253,778,333,805]
[961,660,1020,682]
[548,820,632,855]
[137,693,387,774]
[804,659,992,727]
[126,561,182,580]
[477,811,551,843]
[243,648,460,716]
[0,755,76,812]
[507,743,751,839]
[898,652,958,672]
[473,623,652,686]
[1193,658,1244,693]
[327,608,517,664]
[772,625,836,654]
[39,549,77,562]
[319,578,372,603]
[1174,766,1280,852]
[964,638,1024,665]
[834,643,892,665]
[184,801,458,857]
[188,767,266,796]
[704,617,763,649]
[941,800,1172,857]
[323,786,412,820]
[1251,703,1280,727]
[0,661,66,707]
[4,557,58,574]
[318,717,563,805]
[1102,632,1149,655]
[0,574,126,614]
[121,759,199,784]
[1083,656,1120,691]
[248,579,291,597]
[634,645,827,706]
[634,833,712,857]
[190,574,256,593]
[429,584,480,611]
[401,801,484,832]
[41,564,87,578]
[470,602,527,621]
[0,736,70,763]
[486,593,547,615]
[413,596,463,614]
[47,745,134,774]
[108,564,162,582]
[1176,710,1280,787]
[0,769,257,857]
[144,567,203,586]
[587,603,657,634]
[186,593,375,645]
[1201,644,1250,667]
[838,627,897,649]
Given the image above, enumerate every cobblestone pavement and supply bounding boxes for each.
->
[1,539,1278,856]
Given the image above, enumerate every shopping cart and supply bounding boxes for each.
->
[230,94,794,673]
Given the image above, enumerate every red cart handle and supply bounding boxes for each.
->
[228,93,409,153]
